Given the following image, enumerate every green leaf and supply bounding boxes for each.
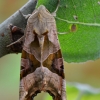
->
[37,0,100,62]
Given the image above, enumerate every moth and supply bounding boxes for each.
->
[8,5,66,100]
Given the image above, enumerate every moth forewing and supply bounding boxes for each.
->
[20,5,66,100]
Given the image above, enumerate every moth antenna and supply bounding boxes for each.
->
[51,0,60,17]
[19,10,31,19]
[6,35,25,47]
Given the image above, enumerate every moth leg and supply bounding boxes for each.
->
[6,35,24,47]
[51,0,60,16]
[19,10,31,19]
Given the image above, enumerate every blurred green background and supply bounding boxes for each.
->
[0,0,100,100]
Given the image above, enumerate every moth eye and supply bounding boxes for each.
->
[42,30,48,35]
[33,30,37,35]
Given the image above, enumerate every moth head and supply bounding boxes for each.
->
[38,5,46,12]
[38,5,50,14]
[38,5,45,9]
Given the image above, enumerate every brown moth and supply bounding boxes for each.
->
[18,5,66,100]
